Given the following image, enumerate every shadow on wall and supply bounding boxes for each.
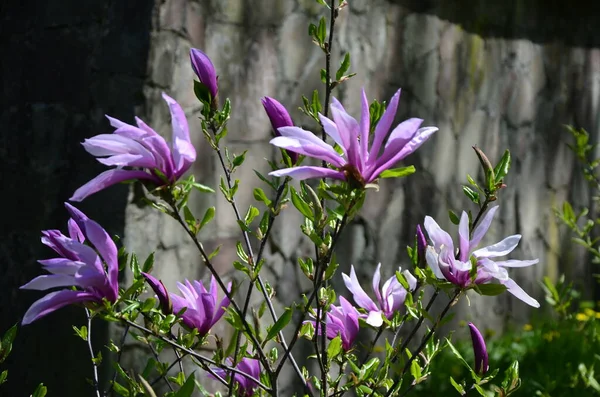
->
[0,1,154,396]
[393,0,600,47]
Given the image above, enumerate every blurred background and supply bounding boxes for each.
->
[1,0,599,395]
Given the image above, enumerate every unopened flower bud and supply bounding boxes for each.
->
[261,96,298,164]
[190,48,218,102]
[468,322,489,375]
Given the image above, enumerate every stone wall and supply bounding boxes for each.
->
[2,0,599,395]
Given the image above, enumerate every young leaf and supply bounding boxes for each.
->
[266,307,293,342]
[199,206,216,230]
[379,166,416,179]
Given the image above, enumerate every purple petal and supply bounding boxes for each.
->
[190,48,218,98]
[426,246,444,279]
[473,235,521,258]
[269,166,345,181]
[162,93,196,177]
[469,206,500,250]
[468,323,489,374]
[423,216,454,252]
[142,272,172,314]
[494,259,539,268]
[501,278,540,308]
[319,114,346,153]
[213,281,232,324]
[330,105,362,170]
[367,125,437,181]
[22,290,96,325]
[67,219,85,243]
[458,211,470,261]
[402,269,418,291]
[470,206,499,249]
[199,293,216,334]
[369,89,401,160]
[83,219,119,301]
[342,266,378,312]
[262,97,294,132]
[38,258,82,275]
[372,263,383,307]
[359,89,370,162]
[272,127,345,167]
[70,169,158,202]
[365,311,384,327]
[82,134,157,168]
[20,274,77,290]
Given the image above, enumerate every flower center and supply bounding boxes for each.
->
[341,164,365,188]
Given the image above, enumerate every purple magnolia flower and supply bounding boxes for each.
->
[309,296,360,351]
[424,206,540,307]
[142,273,230,336]
[71,93,196,202]
[342,264,417,327]
[468,322,489,375]
[212,357,261,397]
[268,88,437,185]
[141,272,172,314]
[190,48,218,100]
[416,224,427,264]
[21,203,119,324]
[261,96,298,164]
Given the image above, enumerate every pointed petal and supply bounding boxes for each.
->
[70,169,157,202]
[330,105,362,170]
[402,269,418,291]
[365,311,384,327]
[162,93,196,176]
[319,114,346,154]
[473,235,521,258]
[494,259,539,268]
[67,219,85,242]
[22,290,96,325]
[213,283,231,325]
[342,266,378,312]
[368,126,437,181]
[458,211,470,261]
[372,263,382,306]
[269,166,345,181]
[20,274,77,290]
[272,127,345,167]
[84,219,119,301]
[359,89,370,162]
[423,216,454,251]
[82,134,157,168]
[38,258,82,275]
[470,206,499,249]
[502,278,540,308]
[369,89,401,160]
[190,48,218,98]
[426,246,444,279]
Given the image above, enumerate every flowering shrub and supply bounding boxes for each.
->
[7,2,548,396]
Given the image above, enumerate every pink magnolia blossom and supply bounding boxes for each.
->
[269,88,437,185]
[424,206,540,307]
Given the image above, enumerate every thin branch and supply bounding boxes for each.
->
[119,317,271,393]
[107,323,130,397]
[85,309,102,397]
[147,341,175,391]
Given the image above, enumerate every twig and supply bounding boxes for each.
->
[107,323,130,397]
[119,317,271,393]
[85,309,102,397]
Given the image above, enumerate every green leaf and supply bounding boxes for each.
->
[494,149,511,182]
[253,188,272,207]
[336,53,351,81]
[191,182,215,193]
[193,80,211,104]
[446,338,473,373]
[320,68,327,84]
[244,206,260,225]
[379,166,416,179]
[449,376,466,395]
[290,187,313,219]
[0,370,7,385]
[448,210,460,225]
[142,252,155,273]
[474,283,508,296]
[31,383,48,397]
[327,335,343,358]
[72,325,88,341]
[462,186,480,204]
[232,151,247,168]
[317,16,327,45]
[410,360,422,380]
[266,307,293,342]
[174,373,196,397]
[199,206,215,230]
